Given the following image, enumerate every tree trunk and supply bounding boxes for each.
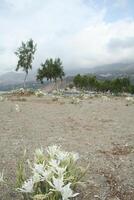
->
[23,73,28,88]
[54,79,59,91]
[56,81,58,91]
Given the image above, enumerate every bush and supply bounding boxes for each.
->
[68,83,74,89]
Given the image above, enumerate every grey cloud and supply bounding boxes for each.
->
[0,47,5,54]
[108,37,134,51]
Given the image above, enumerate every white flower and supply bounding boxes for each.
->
[69,152,79,162]
[54,166,67,177]
[101,96,110,102]
[33,163,45,175]
[47,145,70,162]
[61,183,79,200]
[0,170,4,182]
[32,163,52,182]
[47,145,61,157]
[35,89,44,97]
[49,157,67,177]
[49,159,60,168]
[18,178,34,193]
[19,88,25,93]
[49,176,79,200]
[33,170,51,183]
[15,104,21,112]
[126,97,134,102]
[49,176,64,191]
[33,172,41,183]
[56,151,69,161]
[71,97,80,104]
[51,165,67,178]
[0,96,4,102]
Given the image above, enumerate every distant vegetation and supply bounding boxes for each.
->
[73,74,134,94]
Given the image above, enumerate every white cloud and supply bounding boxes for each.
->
[0,0,134,73]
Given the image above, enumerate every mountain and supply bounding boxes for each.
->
[89,63,134,83]
[66,63,134,76]
[0,71,39,91]
[90,63,134,74]
[0,71,36,85]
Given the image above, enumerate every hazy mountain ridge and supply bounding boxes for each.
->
[0,71,37,85]
[66,63,134,76]
[0,63,134,90]
[91,63,134,74]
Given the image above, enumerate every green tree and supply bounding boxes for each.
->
[15,39,36,88]
[73,74,133,94]
[53,58,65,82]
[36,58,65,85]
[73,74,82,88]
[88,76,97,90]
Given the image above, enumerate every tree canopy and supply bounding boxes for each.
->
[36,58,65,83]
[73,74,134,94]
[15,39,37,87]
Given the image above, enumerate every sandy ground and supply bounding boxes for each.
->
[0,95,134,200]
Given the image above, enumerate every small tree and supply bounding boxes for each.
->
[15,39,36,88]
[36,58,65,87]
[53,58,65,82]
[73,74,82,88]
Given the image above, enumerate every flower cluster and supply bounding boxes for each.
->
[0,170,4,183]
[70,97,80,104]
[126,96,134,103]
[0,96,4,102]
[15,104,21,112]
[17,145,84,200]
[35,89,46,97]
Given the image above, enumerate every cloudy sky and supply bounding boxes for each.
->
[0,0,134,74]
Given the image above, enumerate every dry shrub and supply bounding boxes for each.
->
[12,89,34,97]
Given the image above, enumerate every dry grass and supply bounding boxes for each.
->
[99,143,134,156]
